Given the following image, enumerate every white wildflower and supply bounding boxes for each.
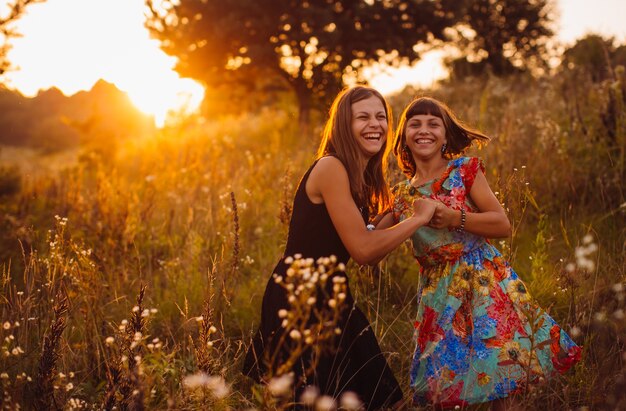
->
[315,395,336,411]
[268,373,294,397]
[300,385,320,406]
[340,391,362,410]
[207,375,230,399]
[183,372,210,389]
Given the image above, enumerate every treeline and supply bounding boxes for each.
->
[0,79,154,152]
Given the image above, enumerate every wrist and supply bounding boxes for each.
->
[408,213,430,228]
[456,209,466,232]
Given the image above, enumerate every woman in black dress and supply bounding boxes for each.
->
[243,86,436,409]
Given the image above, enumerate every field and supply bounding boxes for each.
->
[0,68,624,410]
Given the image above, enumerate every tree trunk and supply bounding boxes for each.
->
[294,81,312,138]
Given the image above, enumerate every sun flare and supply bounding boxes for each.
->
[1,0,204,127]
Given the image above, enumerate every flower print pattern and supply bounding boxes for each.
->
[392,157,582,406]
[507,279,532,304]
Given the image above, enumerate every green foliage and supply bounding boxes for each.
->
[0,0,47,76]
[145,0,455,128]
[447,0,554,76]
[561,34,626,82]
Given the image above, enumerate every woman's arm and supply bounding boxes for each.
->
[428,170,511,239]
[307,157,435,265]
[372,212,394,230]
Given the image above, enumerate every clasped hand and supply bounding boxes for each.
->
[413,198,457,229]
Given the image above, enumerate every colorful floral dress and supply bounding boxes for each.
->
[391,156,581,407]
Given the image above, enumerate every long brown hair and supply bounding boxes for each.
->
[393,97,490,178]
[316,86,392,214]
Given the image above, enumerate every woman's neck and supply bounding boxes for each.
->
[412,156,448,184]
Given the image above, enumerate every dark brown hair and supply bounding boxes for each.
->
[393,97,490,178]
[316,86,392,214]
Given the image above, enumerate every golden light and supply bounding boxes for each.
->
[364,49,451,96]
[1,0,204,127]
[3,0,626,123]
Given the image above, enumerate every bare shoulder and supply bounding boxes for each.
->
[309,156,349,182]
[307,156,350,203]
[314,156,346,173]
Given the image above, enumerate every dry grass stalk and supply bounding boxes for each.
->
[229,191,240,278]
[278,166,293,227]
[102,284,147,411]
[196,268,217,374]
[33,292,68,411]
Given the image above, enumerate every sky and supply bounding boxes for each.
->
[1,0,625,125]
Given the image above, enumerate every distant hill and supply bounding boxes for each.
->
[0,80,155,152]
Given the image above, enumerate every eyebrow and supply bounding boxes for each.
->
[353,111,386,116]
[408,117,441,122]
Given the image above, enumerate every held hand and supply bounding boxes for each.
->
[429,201,461,229]
[412,198,437,222]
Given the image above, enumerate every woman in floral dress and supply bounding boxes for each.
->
[388,97,581,409]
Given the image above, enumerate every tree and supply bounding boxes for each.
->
[145,0,454,132]
[445,0,554,76]
[0,0,46,76]
[562,34,621,83]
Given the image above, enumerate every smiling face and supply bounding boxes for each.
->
[350,95,388,159]
[405,113,447,161]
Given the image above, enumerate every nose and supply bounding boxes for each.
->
[368,117,381,128]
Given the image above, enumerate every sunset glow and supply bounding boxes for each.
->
[1,0,204,126]
[1,0,626,116]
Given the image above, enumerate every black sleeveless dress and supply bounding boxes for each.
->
[243,160,403,409]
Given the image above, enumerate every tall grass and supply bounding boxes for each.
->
[0,65,624,409]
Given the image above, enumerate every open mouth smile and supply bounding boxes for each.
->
[364,133,382,141]
[415,138,435,144]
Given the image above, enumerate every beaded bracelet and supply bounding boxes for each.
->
[456,209,466,232]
